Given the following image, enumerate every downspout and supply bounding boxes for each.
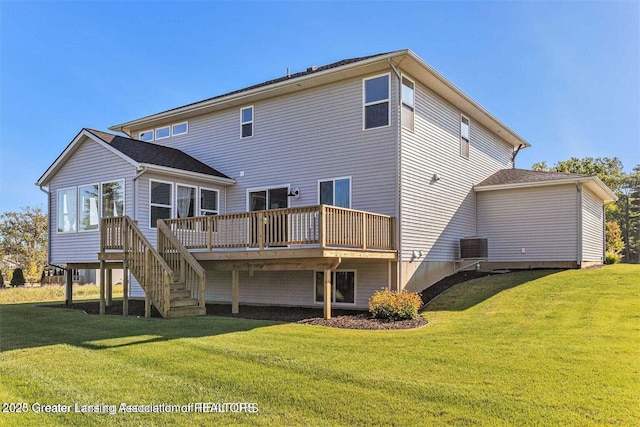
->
[389,58,403,291]
[38,185,51,265]
[602,204,606,263]
[511,144,524,168]
[576,183,583,268]
[133,166,148,221]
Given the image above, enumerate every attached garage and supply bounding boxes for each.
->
[474,169,617,269]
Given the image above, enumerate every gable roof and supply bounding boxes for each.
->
[474,168,617,202]
[85,129,230,179]
[109,49,531,150]
[36,129,233,186]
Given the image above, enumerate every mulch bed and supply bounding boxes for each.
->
[42,270,495,330]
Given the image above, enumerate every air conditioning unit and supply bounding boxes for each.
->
[460,237,488,259]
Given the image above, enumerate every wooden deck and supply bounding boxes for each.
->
[163,205,396,260]
[100,205,396,319]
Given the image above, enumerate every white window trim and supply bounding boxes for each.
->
[56,186,77,234]
[149,179,174,229]
[172,121,189,136]
[199,187,219,216]
[314,270,357,306]
[139,129,154,142]
[155,126,171,140]
[246,184,290,211]
[362,73,391,131]
[240,105,254,139]
[77,182,100,233]
[460,114,470,159]
[101,179,126,219]
[401,74,415,132]
[175,183,198,219]
[317,176,352,208]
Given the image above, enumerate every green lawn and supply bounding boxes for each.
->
[1,265,638,426]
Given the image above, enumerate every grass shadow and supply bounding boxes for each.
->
[0,301,277,353]
[421,269,562,312]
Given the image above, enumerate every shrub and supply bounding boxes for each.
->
[10,268,25,287]
[605,252,620,265]
[369,289,422,320]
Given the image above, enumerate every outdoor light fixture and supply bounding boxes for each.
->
[287,188,300,198]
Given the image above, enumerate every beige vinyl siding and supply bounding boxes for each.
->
[582,187,604,262]
[400,77,513,262]
[477,185,578,262]
[49,136,136,265]
[201,259,387,309]
[130,74,398,217]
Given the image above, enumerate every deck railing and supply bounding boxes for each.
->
[163,205,395,251]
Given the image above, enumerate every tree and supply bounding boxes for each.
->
[10,268,25,287]
[621,165,640,263]
[606,221,625,255]
[0,207,48,276]
[531,157,625,190]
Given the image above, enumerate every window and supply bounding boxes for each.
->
[139,130,154,142]
[241,106,253,138]
[176,184,196,219]
[57,188,77,233]
[401,76,415,131]
[172,122,188,136]
[200,188,219,216]
[102,180,124,218]
[78,184,99,231]
[319,177,351,208]
[315,271,356,304]
[363,74,390,129]
[155,126,170,140]
[461,115,470,159]
[150,181,172,228]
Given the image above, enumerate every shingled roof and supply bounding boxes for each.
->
[85,129,230,179]
[474,168,617,202]
[476,169,593,187]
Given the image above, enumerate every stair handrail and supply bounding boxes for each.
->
[156,219,206,308]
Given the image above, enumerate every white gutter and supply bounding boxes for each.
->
[140,164,236,186]
[474,176,617,202]
[388,58,403,291]
[132,166,148,221]
[577,184,583,267]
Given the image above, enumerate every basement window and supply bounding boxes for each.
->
[315,271,356,304]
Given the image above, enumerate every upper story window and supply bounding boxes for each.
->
[241,106,253,138]
[363,74,390,129]
[401,76,415,131]
[172,122,188,136]
[139,130,154,142]
[460,115,470,159]
[319,177,351,208]
[155,126,170,140]
[57,188,77,233]
[138,121,188,142]
[200,188,219,216]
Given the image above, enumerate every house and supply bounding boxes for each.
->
[36,49,616,318]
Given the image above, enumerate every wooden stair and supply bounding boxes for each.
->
[101,216,206,319]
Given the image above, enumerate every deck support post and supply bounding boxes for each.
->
[145,293,151,318]
[231,270,239,314]
[122,263,129,316]
[65,268,73,306]
[99,261,106,315]
[106,269,113,307]
[323,268,332,320]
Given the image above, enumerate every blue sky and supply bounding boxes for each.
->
[1,1,638,214]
